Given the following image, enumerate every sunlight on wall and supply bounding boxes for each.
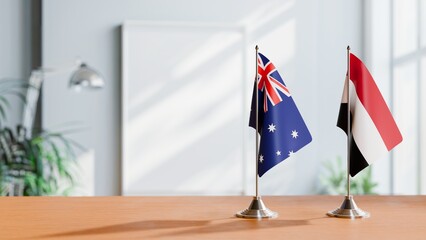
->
[172,30,244,79]
[73,149,95,196]
[240,0,294,31]
[393,0,418,58]
[42,0,364,196]
[393,62,418,194]
[258,19,295,67]
[367,0,426,195]
[120,0,361,196]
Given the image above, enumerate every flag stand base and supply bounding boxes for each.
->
[327,195,370,219]
[236,196,278,219]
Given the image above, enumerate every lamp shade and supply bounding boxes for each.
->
[69,63,104,90]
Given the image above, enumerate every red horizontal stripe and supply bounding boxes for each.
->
[350,53,402,150]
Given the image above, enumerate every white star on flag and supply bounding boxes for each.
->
[268,123,276,132]
[259,155,264,163]
[276,150,281,156]
[291,130,298,138]
[288,150,294,156]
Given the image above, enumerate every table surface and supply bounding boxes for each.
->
[1,195,425,239]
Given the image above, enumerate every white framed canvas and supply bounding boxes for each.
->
[121,21,248,195]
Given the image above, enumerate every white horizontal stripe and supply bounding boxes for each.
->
[350,81,388,165]
[340,76,349,104]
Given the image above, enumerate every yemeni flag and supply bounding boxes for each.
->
[337,53,403,177]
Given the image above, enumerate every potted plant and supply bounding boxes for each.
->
[0,79,80,196]
[319,156,378,195]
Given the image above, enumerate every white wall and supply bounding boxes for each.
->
[0,0,32,127]
[364,0,393,194]
[365,0,426,195]
[42,0,363,195]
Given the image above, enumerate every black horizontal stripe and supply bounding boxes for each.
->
[349,135,369,177]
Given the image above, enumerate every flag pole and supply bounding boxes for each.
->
[326,46,369,219]
[346,45,351,198]
[255,45,259,198]
[236,45,277,219]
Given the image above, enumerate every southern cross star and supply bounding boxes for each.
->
[268,123,276,132]
[259,155,264,163]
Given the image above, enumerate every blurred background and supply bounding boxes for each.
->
[0,0,424,196]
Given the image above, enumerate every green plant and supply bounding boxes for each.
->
[0,126,82,196]
[0,78,81,196]
[319,156,378,195]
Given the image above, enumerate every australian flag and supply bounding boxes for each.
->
[249,52,312,177]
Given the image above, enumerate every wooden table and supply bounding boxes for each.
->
[1,196,425,239]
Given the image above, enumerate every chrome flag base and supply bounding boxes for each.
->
[327,195,370,219]
[236,196,278,219]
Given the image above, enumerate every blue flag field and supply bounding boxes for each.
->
[249,52,312,177]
